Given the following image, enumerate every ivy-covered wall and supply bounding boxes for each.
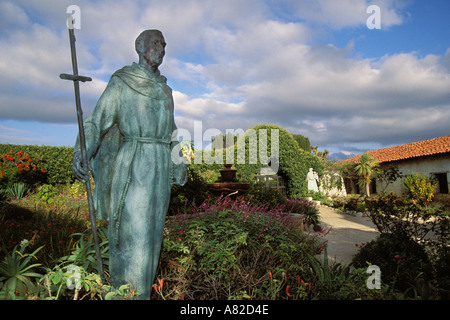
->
[227,124,323,197]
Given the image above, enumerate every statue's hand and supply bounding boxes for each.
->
[173,162,188,186]
[72,151,90,183]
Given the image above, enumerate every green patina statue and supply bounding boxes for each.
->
[72,30,187,299]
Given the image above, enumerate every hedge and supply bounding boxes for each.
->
[1,123,323,196]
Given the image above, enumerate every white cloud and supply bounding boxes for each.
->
[273,0,405,29]
[0,0,449,154]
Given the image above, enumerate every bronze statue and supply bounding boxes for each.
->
[73,30,187,299]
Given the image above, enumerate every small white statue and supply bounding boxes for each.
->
[307,167,319,192]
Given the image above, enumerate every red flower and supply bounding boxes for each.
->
[1,170,4,178]
[286,286,291,297]
[41,169,46,173]
[269,272,272,280]
[153,279,164,293]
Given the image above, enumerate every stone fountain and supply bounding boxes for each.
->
[207,163,250,197]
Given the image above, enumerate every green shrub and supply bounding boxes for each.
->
[292,134,311,152]
[155,196,323,300]
[403,173,436,207]
[0,144,74,186]
[0,148,47,189]
[36,184,59,205]
[352,233,433,292]
[307,248,388,299]
[332,195,364,212]
[284,198,319,226]
[244,182,287,208]
[168,164,210,214]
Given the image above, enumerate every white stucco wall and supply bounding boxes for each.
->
[377,154,450,195]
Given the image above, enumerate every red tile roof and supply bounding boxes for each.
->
[342,135,450,164]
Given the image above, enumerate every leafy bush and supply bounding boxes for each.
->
[0,149,47,189]
[308,248,388,299]
[40,264,137,300]
[284,198,319,226]
[0,144,74,186]
[244,182,287,208]
[352,233,433,292]
[363,192,450,296]
[58,227,109,274]
[365,192,448,243]
[403,173,436,207]
[168,164,210,215]
[36,184,59,205]
[332,195,364,212]
[154,196,324,300]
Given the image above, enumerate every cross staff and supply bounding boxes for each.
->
[60,21,104,283]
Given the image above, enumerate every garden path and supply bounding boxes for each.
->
[313,205,380,266]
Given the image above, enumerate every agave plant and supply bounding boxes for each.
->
[0,243,44,297]
[58,227,109,273]
[5,182,30,200]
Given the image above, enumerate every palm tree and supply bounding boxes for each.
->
[353,152,379,196]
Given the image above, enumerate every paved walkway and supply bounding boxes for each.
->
[312,205,380,266]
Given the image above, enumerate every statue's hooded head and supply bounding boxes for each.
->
[135,30,166,71]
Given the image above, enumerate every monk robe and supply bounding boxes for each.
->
[74,62,187,299]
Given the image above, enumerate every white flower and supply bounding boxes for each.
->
[20,239,29,248]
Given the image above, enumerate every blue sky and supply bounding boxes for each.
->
[0,0,449,160]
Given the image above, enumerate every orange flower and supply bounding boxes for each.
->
[41,169,46,173]
[1,170,4,178]
[269,272,272,279]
